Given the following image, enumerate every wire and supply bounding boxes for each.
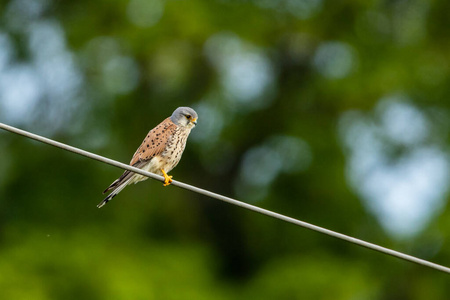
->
[1,121,449,274]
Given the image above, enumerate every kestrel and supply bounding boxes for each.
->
[98,107,198,208]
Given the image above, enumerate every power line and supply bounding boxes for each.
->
[1,121,449,275]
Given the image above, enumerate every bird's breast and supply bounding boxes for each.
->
[160,128,191,172]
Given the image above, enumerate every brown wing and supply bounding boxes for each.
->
[129,117,177,165]
[103,117,177,194]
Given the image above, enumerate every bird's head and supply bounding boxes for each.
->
[170,107,198,128]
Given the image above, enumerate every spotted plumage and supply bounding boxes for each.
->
[98,107,198,208]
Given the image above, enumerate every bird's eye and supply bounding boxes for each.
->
[186,115,191,119]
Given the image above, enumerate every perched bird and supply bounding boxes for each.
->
[98,107,198,208]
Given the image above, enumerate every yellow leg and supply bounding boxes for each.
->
[161,169,173,186]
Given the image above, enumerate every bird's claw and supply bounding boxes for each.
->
[163,175,173,186]
[161,169,173,186]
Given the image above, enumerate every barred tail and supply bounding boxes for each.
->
[97,178,131,208]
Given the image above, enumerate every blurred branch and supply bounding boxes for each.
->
[1,122,449,275]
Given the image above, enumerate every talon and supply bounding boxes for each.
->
[163,175,173,186]
[161,169,173,186]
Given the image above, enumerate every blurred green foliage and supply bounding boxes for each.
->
[1,0,450,299]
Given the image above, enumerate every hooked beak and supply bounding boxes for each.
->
[191,118,198,126]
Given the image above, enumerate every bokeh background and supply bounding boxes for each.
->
[1,0,450,298]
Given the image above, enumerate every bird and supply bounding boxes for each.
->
[98,107,198,208]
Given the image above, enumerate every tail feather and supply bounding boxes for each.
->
[98,178,131,208]
[103,178,120,194]
[97,193,117,208]
[100,161,148,207]
[103,171,131,194]
[102,161,148,194]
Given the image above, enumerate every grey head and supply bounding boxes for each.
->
[170,107,198,128]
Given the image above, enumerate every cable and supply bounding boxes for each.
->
[1,122,449,274]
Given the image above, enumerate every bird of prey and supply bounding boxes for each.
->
[98,107,198,208]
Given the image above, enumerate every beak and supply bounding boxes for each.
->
[191,118,197,125]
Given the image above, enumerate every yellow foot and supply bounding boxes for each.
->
[161,169,173,186]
